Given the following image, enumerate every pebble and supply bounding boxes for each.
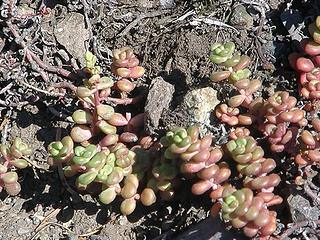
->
[287,194,320,222]
[89,235,105,240]
[118,215,127,226]
[182,87,220,136]
[54,12,90,67]
[58,49,70,62]
[166,206,172,215]
[230,4,253,30]
[144,77,175,135]
[17,228,29,235]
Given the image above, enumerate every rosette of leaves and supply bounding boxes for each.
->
[288,49,320,100]
[266,91,306,126]
[160,125,199,160]
[62,144,106,189]
[226,135,281,191]
[209,42,236,65]
[111,46,145,79]
[0,138,33,195]
[161,125,231,197]
[209,41,251,83]
[220,186,277,238]
[308,16,320,44]
[71,103,117,143]
[84,51,101,76]
[76,75,114,107]
[296,117,320,165]
[263,123,299,153]
[215,104,240,126]
[47,136,74,166]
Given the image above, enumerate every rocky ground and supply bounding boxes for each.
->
[0,0,320,239]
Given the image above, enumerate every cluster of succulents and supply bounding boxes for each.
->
[219,186,277,238]
[47,48,152,215]
[0,138,33,195]
[226,128,282,203]
[288,16,320,100]
[210,42,261,126]
[206,15,320,238]
[296,117,320,165]
[111,46,145,79]
[160,125,230,197]
[198,128,282,238]
[285,16,320,167]
[4,9,320,239]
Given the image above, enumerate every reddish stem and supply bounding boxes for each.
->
[101,96,143,105]
[90,85,100,134]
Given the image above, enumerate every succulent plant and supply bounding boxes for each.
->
[215,104,240,126]
[209,42,263,128]
[296,117,320,165]
[209,42,236,64]
[46,49,152,215]
[111,46,145,79]
[160,125,231,197]
[47,136,74,166]
[219,186,278,238]
[226,130,281,192]
[0,138,33,195]
[209,41,251,83]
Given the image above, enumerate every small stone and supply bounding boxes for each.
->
[118,215,127,226]
[182,87,220,136]
[54,12,90,67]
[89,235,104,240]
[137,0,154,8]
[16,4,35,17]
[0,204,12,211]
[144,77,175,135]
[66,234,79,240]
[58,49,70,62]
[230,5,253,30]
[159,0,175,8]
[31,214,44,225]
[166,206,172,215]
[287,194,320,222]
[17,228,29,235]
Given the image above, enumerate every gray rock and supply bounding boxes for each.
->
[54,12,90,67]
[17,227,29,236]
[182,87,220,136]
[58,49,70,62]
[16,4,35,16]
[144,77,175,135]
[287,194,320,222]
[230,5,253,30]
[159,0,175,8]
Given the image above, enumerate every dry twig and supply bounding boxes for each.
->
[6,20,78,81]
[21,156,51,172]
[0,117,8,132]
[279,220,320,239]
[118,10,169,37]
[54,129,82,204]
[304,181,320,205]
[190,17,239,34]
